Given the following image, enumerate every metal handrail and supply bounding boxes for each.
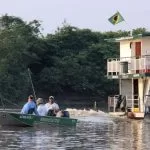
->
[108,95,140,112]
[107,55,150,75]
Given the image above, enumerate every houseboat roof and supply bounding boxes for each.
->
[105,32,150,42]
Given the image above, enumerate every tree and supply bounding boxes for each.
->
[0,15,144,102]
[0,15,43,101]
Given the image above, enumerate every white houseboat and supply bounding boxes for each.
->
[107,33,150,119]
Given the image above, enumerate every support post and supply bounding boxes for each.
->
[132,78,134,111]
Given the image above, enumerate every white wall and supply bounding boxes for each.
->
[120,41,131,59]
[121,79,132,98]
[139,78,144,112]
[120,37,150,57]
[142,37,150,55]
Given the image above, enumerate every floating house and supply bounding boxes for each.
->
[107,33,150,119]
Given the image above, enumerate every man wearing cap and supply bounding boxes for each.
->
[45,96,59,116]
[21,95,39,115]
[36,98,47,116]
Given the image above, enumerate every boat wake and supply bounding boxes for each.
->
[65,108,113,123]
[66,108,105,117]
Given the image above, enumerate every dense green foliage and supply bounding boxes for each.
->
[0,15,146,102]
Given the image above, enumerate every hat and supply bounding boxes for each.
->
[28,95,34,99]
[49,96,54,100]
[36,98,44,105]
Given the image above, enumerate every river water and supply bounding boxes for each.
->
[0,109,150,150]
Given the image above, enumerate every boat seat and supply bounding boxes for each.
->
[47,109,56,116]
[28,108,34,114]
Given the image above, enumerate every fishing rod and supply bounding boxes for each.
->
[27,68,37,100]
[0,96,5,110]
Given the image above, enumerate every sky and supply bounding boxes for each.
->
[0,0,150,34]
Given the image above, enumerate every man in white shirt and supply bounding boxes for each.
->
[36,98,47,116]
[45,96,59,116]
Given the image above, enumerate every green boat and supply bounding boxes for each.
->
[0,111,78,127]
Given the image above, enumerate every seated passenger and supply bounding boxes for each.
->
[56,110,64,117]
[56,110,70,118]
[45,96,59,116]
[21,95,39,115]
[36,98,47,116]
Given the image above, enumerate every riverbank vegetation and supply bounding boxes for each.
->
[0,15,146,102]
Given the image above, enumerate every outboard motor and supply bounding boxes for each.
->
[63,111,70,118]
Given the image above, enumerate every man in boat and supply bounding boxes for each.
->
[21,95,39,115]
[45,96,59,116]
[36,98,47,116]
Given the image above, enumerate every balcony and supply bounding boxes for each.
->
[107,55,150,79]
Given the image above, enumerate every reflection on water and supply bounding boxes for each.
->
[0,109,150,150]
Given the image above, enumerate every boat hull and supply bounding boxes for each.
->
[0,111,34,127]
[0,111,77,127]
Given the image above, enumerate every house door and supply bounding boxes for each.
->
[135,42,141,73]
[133,79,139,108]
[135,42,141,58]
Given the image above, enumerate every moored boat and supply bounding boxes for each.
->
[0,111,78,127]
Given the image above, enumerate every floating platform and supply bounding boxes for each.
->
[109,112,126,117]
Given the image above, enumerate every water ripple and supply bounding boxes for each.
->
[0,110,150,149]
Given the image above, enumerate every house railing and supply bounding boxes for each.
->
[107,55,150,75]
[108,95,140,112]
